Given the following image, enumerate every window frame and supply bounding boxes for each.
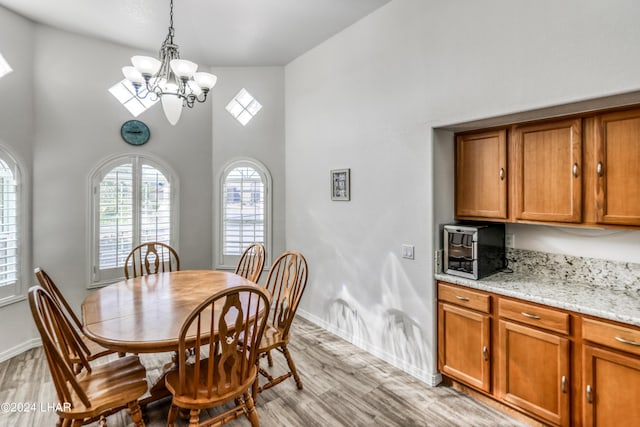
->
[216,158,272,271]
[89,153,179,288]
[0,144,26,307]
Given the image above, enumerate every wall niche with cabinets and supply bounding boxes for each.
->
[454,105,640,229]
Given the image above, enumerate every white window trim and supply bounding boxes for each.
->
[87,152,179,288]
[215,158,272,271]
[0,143,27,308]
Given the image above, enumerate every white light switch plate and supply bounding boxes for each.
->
[401,244,414,260]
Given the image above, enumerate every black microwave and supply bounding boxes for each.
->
[443,223,505,280]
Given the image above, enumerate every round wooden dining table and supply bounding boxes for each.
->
[82,270,264,404]
[82,270,262,354]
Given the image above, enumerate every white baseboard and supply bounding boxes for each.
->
[0,338,42,363]
[297,309,442,387]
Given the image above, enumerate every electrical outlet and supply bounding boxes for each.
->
[505,233,515,248]
[401,244,415,260]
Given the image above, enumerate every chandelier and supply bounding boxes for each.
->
[121,0,217,125]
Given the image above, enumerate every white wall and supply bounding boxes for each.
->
[211,67,285,269]
[285,0,640,383]
[0,6,36,359]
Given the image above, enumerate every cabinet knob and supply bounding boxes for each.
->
[597,161,603,177]
[561,375,567,393]
[482,346,488,362]
[586,384,593,403]
[499,167,505,181]
[573,163,579,178]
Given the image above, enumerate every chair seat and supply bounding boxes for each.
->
[165,356,258,409]
[62,355,148,419]
[258,324,287,352]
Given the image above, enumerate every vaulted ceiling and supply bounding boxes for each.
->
[0,0,390,66]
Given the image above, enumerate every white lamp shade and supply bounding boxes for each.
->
[122,66,144,84]
[187,81,203,97]
[161,82,183,125]
[170,59,198,79]
[194,72,217,90]
[131,55,161,76]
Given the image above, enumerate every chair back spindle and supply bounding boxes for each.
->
[125,241,180,279]
[234,242,266,283]
[264,251,308,339]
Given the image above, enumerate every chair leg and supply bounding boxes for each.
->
[167,404,179,427]
[128,400,145,427]
[244,391,260,427]
[266,350,273,367]
[282,344,303,390]
[189,409,200,427]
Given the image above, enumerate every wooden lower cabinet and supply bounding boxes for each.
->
[437,281,640,427]
[438,302,491,392]
[582,345,640,427]
[497,320,571,426]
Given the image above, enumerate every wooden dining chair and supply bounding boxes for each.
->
[253,251,308,395]
[34,267,115,371]
[165,285,270,427]
[28,286,148,427]
[234,242,266,283]
[124,241,180,279]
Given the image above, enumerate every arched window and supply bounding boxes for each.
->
[90,154,178,285]
[219,159,271,269]
[0,147,23,306]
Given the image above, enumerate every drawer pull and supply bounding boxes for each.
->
[521,312,541,320]
[455,295,470,302]
[597,161,603,177]
[573,163,579,178]
[586,385,593,403]
[482,346,488,362]
[499,167,505,181]
[561,376,567,393]
[615,336,640,347]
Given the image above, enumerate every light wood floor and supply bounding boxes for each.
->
[0,317,529,426]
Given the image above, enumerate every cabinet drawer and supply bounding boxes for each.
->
[498,298,570,334]
[582,317,640,357]
[438,282,491,314]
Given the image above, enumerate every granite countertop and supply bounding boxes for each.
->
[435,251,640,328]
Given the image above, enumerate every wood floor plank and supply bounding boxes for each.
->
[0,317,530,426]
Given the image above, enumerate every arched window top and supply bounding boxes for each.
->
[218,158,271,269]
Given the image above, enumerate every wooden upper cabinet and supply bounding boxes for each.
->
[511,119,582,223]
[594,109,640,225]
[455,130,508,220]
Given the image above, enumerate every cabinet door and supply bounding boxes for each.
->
[582,345,640,427]
[455,130,508,220]
[595,109,640,225]
[512,119,582,223]
[497,320,571,426]
[438,302,491,392]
